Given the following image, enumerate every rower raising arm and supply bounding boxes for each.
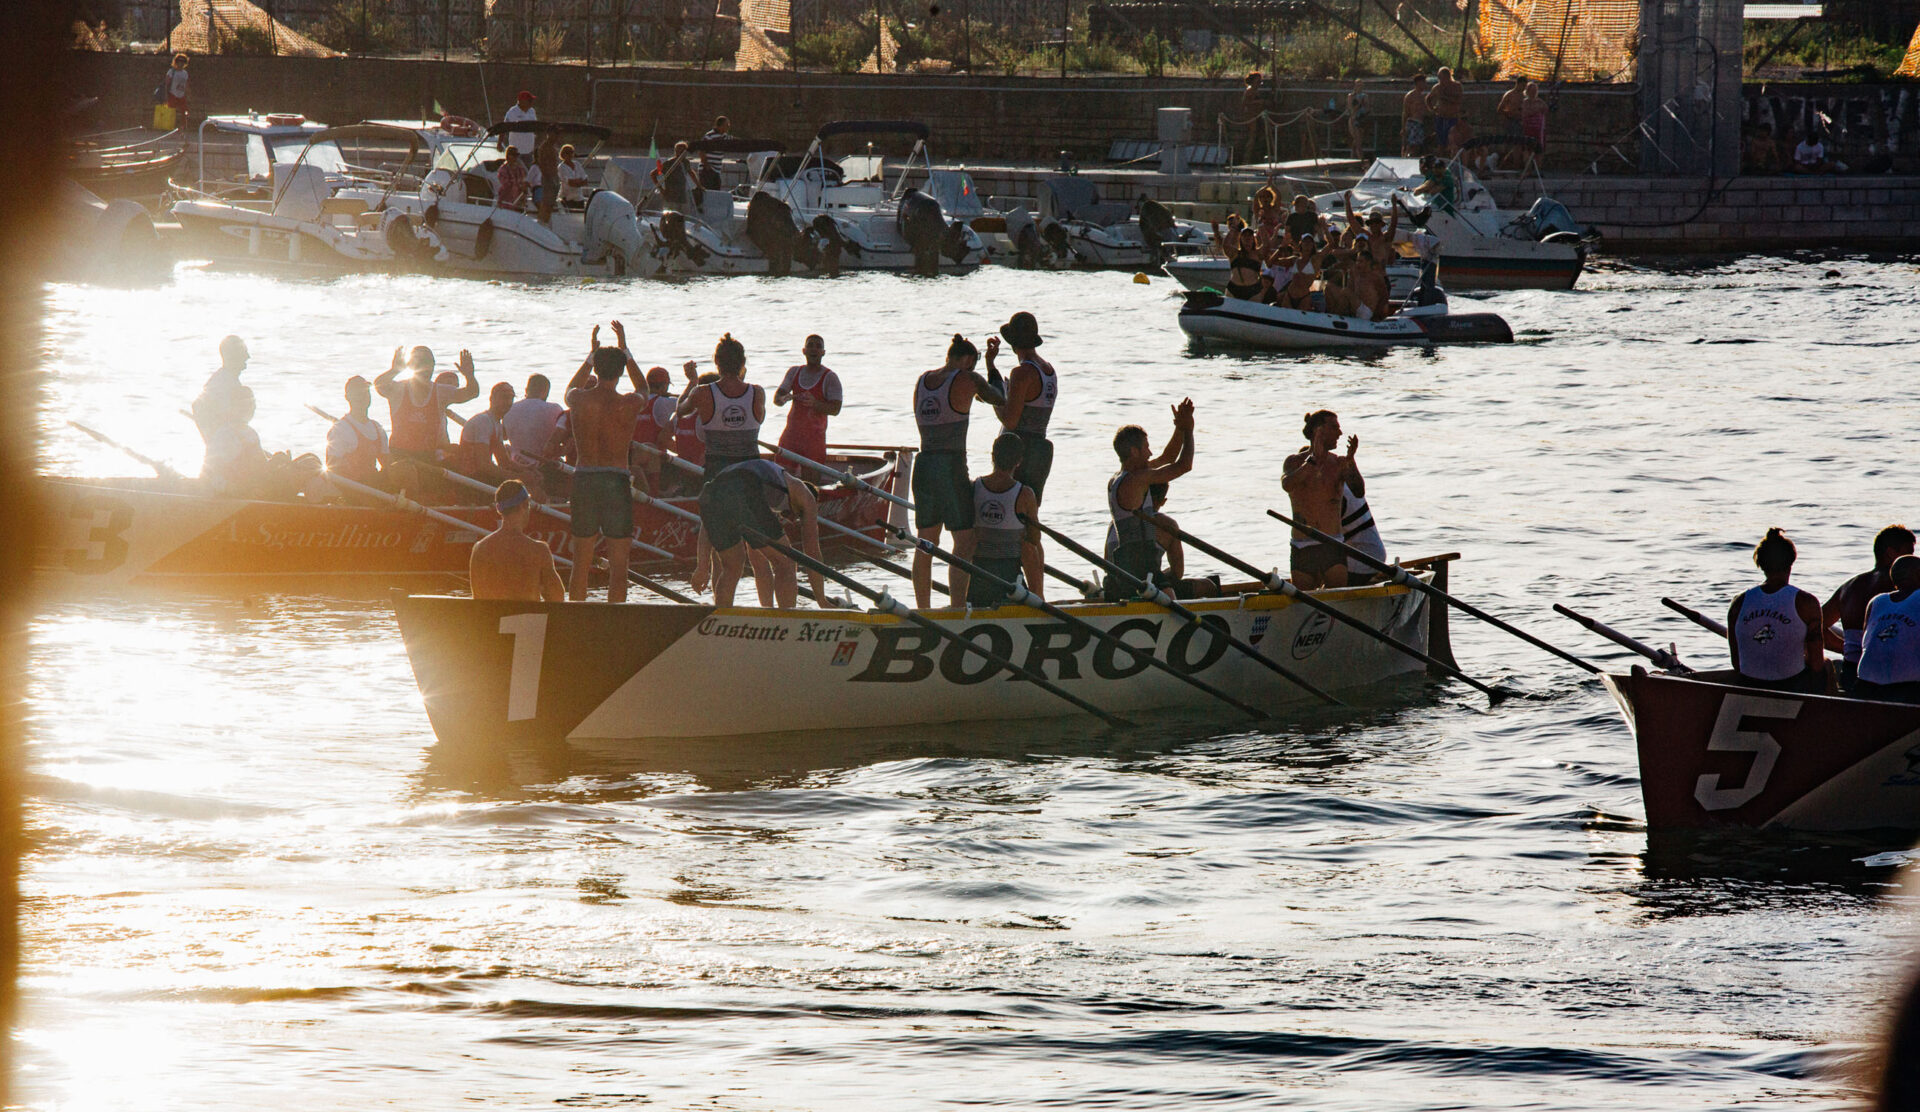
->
[910,333,1007,608]
[1282,409,1360,589]
[987,311,1058,504]
[563,323,650,604]
[1104,399,1195,601]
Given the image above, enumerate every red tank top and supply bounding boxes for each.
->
[781,366,833,443]
[388,387,441,454]
[633,395,673,449]
[674,408,705,466]
[333,417,383,480]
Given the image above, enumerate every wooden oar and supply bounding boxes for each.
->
[739,525,1133,729]
[1661,596,1729,638]
[1553,604,1692,673]
[758,439,911,510]
[1145,512,1501,704]
[69,421,186,482]
[1265,508,1600,674]
[902,531,1269,720]
[728,442,1100,599]
[1023,515,1341,706]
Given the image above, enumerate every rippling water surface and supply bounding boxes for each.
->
[20,254,1920,1108]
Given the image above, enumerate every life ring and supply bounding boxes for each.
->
[266,113,306,127]
[439,115,483,138]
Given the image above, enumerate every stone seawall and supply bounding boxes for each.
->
[1489,177,1920,252]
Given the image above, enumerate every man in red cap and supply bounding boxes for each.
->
[504,90,538,161]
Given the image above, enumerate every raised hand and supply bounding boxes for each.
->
[682,360,698,381]
[611,319,627,346]
[457,349,474,375]
[1346,434,1359,456]
[985,336,1001,359]
[590,325,601,350]
[390,346,405,372]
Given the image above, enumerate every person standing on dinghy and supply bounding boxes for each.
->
[470,480,563,602]
[773,334,840,472]
[1856,556,1920,704]
[1726,528,1830,695]
[912,334,1006,609]
[1282,410,1361,590]
[563,325,649,603]
[969,434,1045,608]
[988,312,1057,503]
[1823,525,1915,693]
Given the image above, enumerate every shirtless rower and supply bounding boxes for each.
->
[969,434,1045,607]
[697,458,831,609]
[562,323,649,602]
[912,333,1006,608]
[988,312,1058,504]
[773,334,841,472]
[1857,556,1920,704]
[1105,399,1212,602]
[1725,528,1829,695]
[1282,410,1362,589]
[469,479,563,602]
[1822,524,1916,692]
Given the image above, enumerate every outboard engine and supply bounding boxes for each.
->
[941,220,974,265]
[1040,219,1072,262]
[1137,197,1177,261]
[1522,197,1585,242]
[653,210,712,268]
[380,208,437,265]
[898,188,949,276]
[746,191,802,276]
[810,214,856,275]
[1412,312,1514,344]
[584,190,652,276]
[57,181,169,284]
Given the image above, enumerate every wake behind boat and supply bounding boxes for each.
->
[1177,290,1513,350]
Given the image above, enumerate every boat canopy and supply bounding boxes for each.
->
[687,136,784,154]
[815,120,931,142]
[202,114,326,138]
[306,123,425,155]
[481,120,613,142]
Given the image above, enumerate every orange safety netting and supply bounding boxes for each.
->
[167,0,339,56]
[1896,20,1920,77]
[861,18,900,73]
[736,0,791,69]
[1476,0,1637,83]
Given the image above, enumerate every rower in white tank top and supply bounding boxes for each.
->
[1731,583,1814,682]
[1341,485,1385,579]
[1860,582,1920,688]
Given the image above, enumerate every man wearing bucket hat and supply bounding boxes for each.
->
[504,90,538,162]
[987,311,1058,503]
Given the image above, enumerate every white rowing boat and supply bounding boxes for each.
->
[395,556,1457,745]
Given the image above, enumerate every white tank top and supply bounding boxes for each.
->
[1005,356,1056,437]
[698,380,762,457]
[1103,471,1157,558]
[1341,487,1384,573]
[915,368,968,451]
[1859,590,1920,686]
[1732,583,1811,682]
[1844,628,1866,665]
[972,478,1026,560]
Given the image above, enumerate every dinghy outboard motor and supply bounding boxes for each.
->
[1520,197,1589,243]
[898,188,948,276]
[654,210,711,268]
[1412,312,1514,344]
[746,191,803,276]
[1040,219,1072,262]
[380,209,438,265]
[1138,197,1177,261]
[583,190,651,276]
[941,220,973,265]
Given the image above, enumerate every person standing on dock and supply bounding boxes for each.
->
[968,434,1044,608]
[1856,556,1920,704]
[1281,410,1360,590]
[1726,528,1829,696]
[988,312,1056,503]
[562,328,649,603]
[1401,75,1431,157]
[911,334,1005,608]
[1346,80,1368,160]
[1823,525,1916,692]
[161,53,190,127]
[469,480,563,602]
[773,334,841,473]
[324,375,389,490]
[1103,399,1197,602]
[1427,67,1464,150]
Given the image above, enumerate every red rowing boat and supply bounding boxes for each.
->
[37,448,908,585]
[1606,667,1920,832]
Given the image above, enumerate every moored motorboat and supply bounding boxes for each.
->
[394,558,1453,745]
[38,447,905,585]
[1005,178,1210,269]
[1176,290,1512,350]
[1604,667,1920,832]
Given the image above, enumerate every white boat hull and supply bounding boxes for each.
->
[396,573,1448,744]
[1177,292,1512,350]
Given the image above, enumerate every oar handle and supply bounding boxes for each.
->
[1266,507,1600,674]
[1661,597,1729,638]
[1552,604,1691,673]
[758,439,912,509]
[744,526,1133,728]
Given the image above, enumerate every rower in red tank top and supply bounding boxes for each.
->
[774,334,843,472]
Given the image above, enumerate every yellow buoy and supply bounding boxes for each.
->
[1133,272,1150,284]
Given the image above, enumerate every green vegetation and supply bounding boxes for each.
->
[1742,21,1912,78]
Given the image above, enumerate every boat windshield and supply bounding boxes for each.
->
[248,135,345,182]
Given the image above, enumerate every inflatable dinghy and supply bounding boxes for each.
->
[1177,290,1513,350]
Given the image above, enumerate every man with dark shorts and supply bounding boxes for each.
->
[1105,399,1212,602]
[562,322,648,602]
[988,312,1057,502]
[912,333,1005,608]
[698,458,831,608]
[1282,410,1362,589]
[1825,525,1917,692]
[968,434,1044,608]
